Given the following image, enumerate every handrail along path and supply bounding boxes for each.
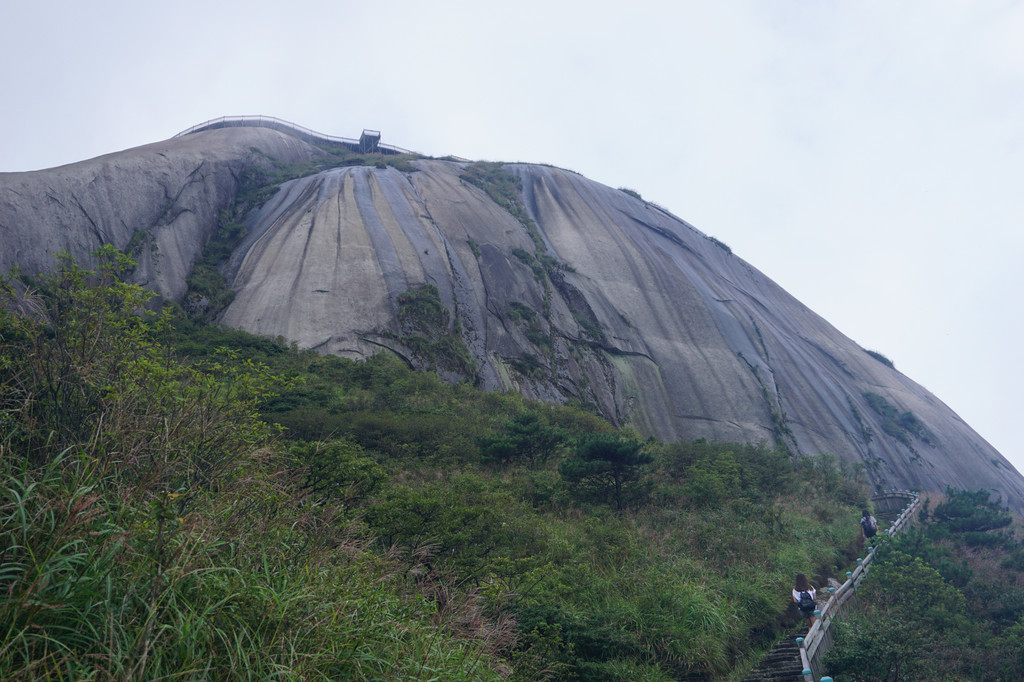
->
[173,115,414,155]
[797,489,922,681]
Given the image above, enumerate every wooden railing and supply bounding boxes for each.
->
[797,489,922,682]
[172,115,415,155]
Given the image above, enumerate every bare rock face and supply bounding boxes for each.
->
[0,127,319,301]
[3,123,1023,509]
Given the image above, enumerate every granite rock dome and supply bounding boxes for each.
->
[2,119,1020,508]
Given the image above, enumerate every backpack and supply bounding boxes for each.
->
[861,516,877,538]
[798,590,816,614]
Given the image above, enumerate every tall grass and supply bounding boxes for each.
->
[0,444,508,680]
[1,249,875,680]
[0,252,507,680]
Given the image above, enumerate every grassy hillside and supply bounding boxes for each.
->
[2,249,879,680]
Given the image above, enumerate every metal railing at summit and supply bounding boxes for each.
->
[173,115,414,155]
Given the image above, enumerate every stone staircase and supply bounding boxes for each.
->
[741,634,806,682]
[741,490,921,681]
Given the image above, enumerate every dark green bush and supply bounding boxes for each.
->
[478,412,570,468]
[559,433,653,509]
[363,473,545,579]
[933,487,1012,532]
[293,438,387,505]
[865,349,895,368]
[398,283,450,338]
[0,248,276,487]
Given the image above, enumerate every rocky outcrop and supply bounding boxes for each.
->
[3,122,1022,509]
[0,127,319,302]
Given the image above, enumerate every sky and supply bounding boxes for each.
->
[2,1,1022,474]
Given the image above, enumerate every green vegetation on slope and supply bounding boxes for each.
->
[1,250,501,681]
[825,488,1024,680]
[2,249,880,680]
[389,283,477,378]
[460,162,604,380]
[863,391,935,448]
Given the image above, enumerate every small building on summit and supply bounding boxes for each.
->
[359,129,381,153]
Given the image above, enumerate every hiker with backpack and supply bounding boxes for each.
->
[860,509,878,543]
[792,573,817,625]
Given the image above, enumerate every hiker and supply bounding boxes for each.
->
[792,573,817,625]
[860,509,878,543]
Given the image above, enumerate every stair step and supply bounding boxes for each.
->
[741,636,806,682]
[741,670,805,678]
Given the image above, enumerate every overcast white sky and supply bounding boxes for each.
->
[3,1,1022,474]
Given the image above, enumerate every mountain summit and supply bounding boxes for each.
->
[3,117,1020,507]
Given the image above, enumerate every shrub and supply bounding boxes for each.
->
[559,433,653,509]
[0,252,509,679]
[0,248,276,487]
[292,438,387,506]
[825,550,969,680]
[478,412,570,468]
[932,487,1012,533]
[863,391,935,447]
[398,284,450,339]
[708,236,731,253]
[865,349,895,368]
[683,450,741,507]
[363,473,544,579]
